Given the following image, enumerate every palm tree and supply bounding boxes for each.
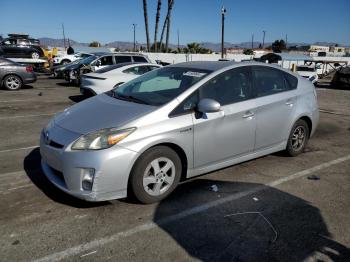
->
[153,0,162,53]
[159,0,174,52]
[165,0,174,52]
[142,0,150,52]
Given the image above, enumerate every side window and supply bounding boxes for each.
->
[253,66,289,97]
[170,91,199,117]
[284,72,298,90]
[148,66,160,71]
[17,39,29,45]
[123,66,149,75]
[200,67,252,106]
[115,56,132,63]
[100,56,114,66]
[133,56,148,62]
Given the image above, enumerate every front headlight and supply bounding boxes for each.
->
[71,127,136,150]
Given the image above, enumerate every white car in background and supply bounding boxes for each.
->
[53,52,92,65]
[80,62,162,96]
[296,65,318,84]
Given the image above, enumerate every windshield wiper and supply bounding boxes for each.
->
[115,94,150,105]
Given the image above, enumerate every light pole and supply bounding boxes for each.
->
[221,6,226,59]
[132,23,137,52]
[262,30,266,49]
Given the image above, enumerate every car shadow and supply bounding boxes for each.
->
[23,148,110,208]
[56,82,77,87]
[23,149,350,261]
[153,179,350,261]
[69,95,88,103]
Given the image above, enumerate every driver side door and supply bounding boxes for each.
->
[192,66,257,169]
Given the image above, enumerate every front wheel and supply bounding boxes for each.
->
[285,119,309,156]
[129,146,182,204]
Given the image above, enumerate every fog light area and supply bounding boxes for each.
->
[81,168,95,191]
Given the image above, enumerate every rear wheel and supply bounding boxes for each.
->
[285,119,309,156]
[129,146,182,204]
[31,52,40,59]
[3,75,22,90]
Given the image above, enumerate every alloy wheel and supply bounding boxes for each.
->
[291,126,306,151]
[6,76,21,90]
[143,157,176,196]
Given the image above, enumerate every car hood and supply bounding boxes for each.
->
[54,94,157,134]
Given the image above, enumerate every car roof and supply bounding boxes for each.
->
[168,61,236,71]
[95,62,160,74]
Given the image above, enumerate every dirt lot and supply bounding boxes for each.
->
[0,76,349,262]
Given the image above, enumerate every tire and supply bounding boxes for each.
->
[31,52,40,59]
[3,75,22,90]
[285,119,309,156]
[129,146,182,204]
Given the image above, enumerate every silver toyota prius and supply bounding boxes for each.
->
[40,61,319,203]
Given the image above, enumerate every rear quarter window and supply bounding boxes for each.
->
[133,56,148,62]
[115,56,132,63]
[284,72,298,90]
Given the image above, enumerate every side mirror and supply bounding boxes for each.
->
[197,98,221,113]
[96,60,101,67]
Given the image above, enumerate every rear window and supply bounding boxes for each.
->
[115,56,132,63]
[133,56,148,63]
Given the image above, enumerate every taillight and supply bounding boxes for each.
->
[26,66,33,72]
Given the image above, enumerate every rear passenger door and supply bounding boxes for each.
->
[252,66,298,150]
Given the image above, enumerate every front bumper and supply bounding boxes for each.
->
[40,129,139,202]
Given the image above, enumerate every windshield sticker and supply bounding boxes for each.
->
[183,71,206,77]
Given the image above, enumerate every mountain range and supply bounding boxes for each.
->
[38,37,341,51]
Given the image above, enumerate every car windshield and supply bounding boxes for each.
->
[78,55,97,65]
[111,67,211,106]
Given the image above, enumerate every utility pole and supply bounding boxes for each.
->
[285,34,288,48]
[221,6,226,59]
[251,34,254,49]
[262,30,266,49]
[132,23,137,52]
[62,23,66,50]
[177,29,180,50]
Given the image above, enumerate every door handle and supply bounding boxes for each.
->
[286,100,294,106]
[242,111,254,118]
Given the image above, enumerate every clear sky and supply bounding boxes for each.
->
[1,0,349,45]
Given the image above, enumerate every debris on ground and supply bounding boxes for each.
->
[38,92,43,96]
[80,250,97,258]
[210,184,219,192]
[224,211,278,242]
[307,175,320,180]
[253,197,259,201]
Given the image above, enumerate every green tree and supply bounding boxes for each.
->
[243,49,254,55]
[89,41,101,47]
[271,39,286,53]
[185,42,212,54]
